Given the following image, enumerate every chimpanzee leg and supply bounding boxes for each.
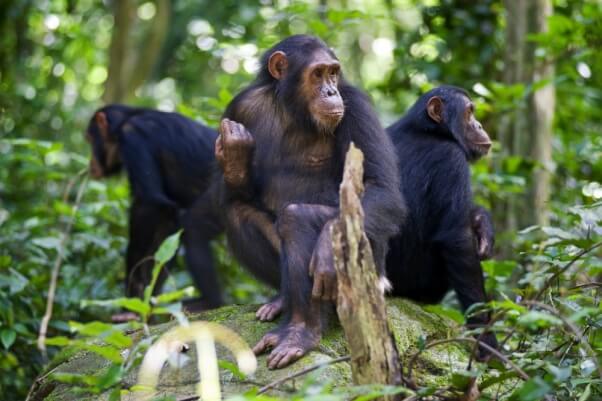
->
[440,228,498,357]
[126,199,178,299]
[253,203,337,369]
[180,194,224,311]
[225,201,281,288]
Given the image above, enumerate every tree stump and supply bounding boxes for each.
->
[332,143,402,399]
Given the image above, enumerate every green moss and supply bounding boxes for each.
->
[31,299,480,400]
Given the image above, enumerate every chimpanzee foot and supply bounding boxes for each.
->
[256,296,284,322]
[253,323,320,369]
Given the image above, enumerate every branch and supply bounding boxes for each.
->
[257,355,351,395]
[406,338,530,386]
[37,173,89,358]
[533,241,602,301]
[522,300,602,379]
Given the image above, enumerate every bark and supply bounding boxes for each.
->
[103,0,135,103]
[103,0,170,103]
[498,0,529,234]
[498,0,555,234]
[528,0,555,226]
[332,143,402,400]
[125,0,170,96]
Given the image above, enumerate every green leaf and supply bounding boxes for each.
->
[424,304,465,324]
[153,286,196,305]
[69,321,114,336]
[218,360,245,380]
[143,231,183,307]
[1,329,16,349]
[81,298,150,315]
[517,311,563,331]
[450,370,479,391]
[154,231,182,266]
[511,377,552,401]
[578,383,591,401]
[45,336,71,346]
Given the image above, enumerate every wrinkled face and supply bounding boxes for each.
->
[85,130,105,178]
[460,96,492,159]
[85,112,121,178]
[301,50,344,133]
[268,48,345,134]
[427,93,492,161]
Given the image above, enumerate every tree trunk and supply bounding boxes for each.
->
[332,143,402,400]
[497,0,555,235]
[103,0,170,104]
[125,0,170,97]
[528,0,555,226]
[498,0,529,233]
[103,0,135,103]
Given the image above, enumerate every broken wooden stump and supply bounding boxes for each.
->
[332,143,402,399]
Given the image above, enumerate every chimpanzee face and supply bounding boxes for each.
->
[85,112,121,178]
[427,93,492,161]
[268,49,345,134]
[459,96,491,160]
[300,50,344,133]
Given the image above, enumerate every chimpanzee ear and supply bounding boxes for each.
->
[95,112,110,140]
[426,96,443,124]
[268,51,288,80]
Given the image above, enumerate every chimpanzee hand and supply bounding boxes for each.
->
[309,220,337,302]
[471,206,494,260]
[216,118,255,189]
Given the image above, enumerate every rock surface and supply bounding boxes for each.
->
[31,299,470,400]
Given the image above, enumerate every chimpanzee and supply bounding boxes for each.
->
[215,35,405,368]
[85,105,223,316]
[385,85,498,352]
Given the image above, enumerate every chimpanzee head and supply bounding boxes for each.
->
[85,105,129,178]
[260,35,345,135]
[423,86,492,161]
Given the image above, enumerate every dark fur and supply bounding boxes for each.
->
[87,105,223,308]
[219,36,405,366]
[385,85,497,352]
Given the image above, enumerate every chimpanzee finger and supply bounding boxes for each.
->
[253,332,279,355]
[478,239,490,260]
[219,118,231,136]
[308,255,317,277]
[312,275,324,300]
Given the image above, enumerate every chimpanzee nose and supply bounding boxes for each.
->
[326,88,337,97]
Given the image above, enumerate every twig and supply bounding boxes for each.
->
[533,242,602,301]
[466,311,503,370]
[37,173,89,359]
[522,300,602,379]
[406,338,529,386]
[570,282,602,290]
[400,386,450,401]
[257,355,351,394]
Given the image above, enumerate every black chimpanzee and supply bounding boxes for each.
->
[385,85,498,353]
[85,105,223,317]
[215,35,405,368]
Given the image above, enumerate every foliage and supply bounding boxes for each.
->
[0,0,601,400]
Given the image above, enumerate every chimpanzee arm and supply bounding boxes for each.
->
[337,86,407,271]
[120,134,177,209]
[218,96,260,202]
[431,150,489,323]
[471,205,495,260]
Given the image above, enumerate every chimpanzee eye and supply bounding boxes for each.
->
[313,69,323,78]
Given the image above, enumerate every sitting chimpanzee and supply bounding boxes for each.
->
[215,35,405,368]
[385,85,498,352]
[85,105,223,317]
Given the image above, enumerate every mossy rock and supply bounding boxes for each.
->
[31,298,472,400]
